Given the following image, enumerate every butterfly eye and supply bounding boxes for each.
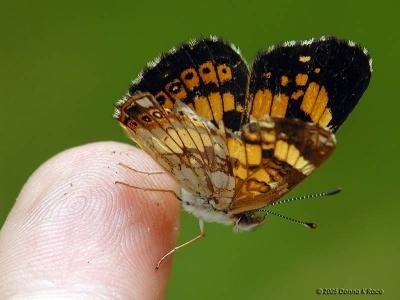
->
[152,111,163,119]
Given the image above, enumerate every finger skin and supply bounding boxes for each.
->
[0,142,180,300]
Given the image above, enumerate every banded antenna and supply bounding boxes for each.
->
[256,187,341,229]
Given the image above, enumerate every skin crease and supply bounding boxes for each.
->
[0,142,180,300]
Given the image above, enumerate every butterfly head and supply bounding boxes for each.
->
[234,212,266,232]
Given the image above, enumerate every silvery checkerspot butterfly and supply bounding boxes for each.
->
[114,36,371,269]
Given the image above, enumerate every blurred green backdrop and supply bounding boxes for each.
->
[1,0,399,299]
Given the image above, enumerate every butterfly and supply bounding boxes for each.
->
[114,36,371,269]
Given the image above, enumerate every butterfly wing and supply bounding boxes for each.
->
[116,36,371,221]
[226,117,336,214]
[115,93,235,210]
[128,37,250,132]
[245,37,372,132]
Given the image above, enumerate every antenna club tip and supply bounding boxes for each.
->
[328,187,342,196]
[305,222,318,229]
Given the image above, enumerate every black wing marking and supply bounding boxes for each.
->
[245,36,372,132]
[129,37,250,132]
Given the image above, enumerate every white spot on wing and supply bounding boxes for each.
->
[115,97,127,107]
[131,72,143,86]
[283,40,296,47]
[318,134,328,144]
[230,42,242,56]
[210,171,228,189]
[188,38,197,48]
[147,55,161,68]
[169,46,177,54]
[180,166,200,186]
[266,45,275,53]
[209,35,219,42]
[299,55,311,63]
[348,40,356,47]
[113,109,121,119]
[137,97,153,108]
[301,38,314,45]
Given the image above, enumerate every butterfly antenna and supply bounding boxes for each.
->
[261,210,317,229]
[268,187,341,207]
[255,188,341,229]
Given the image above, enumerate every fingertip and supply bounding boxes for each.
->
[0,141,180,299]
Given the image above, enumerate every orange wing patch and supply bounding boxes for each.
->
[208,92,224,122]
[310,86,329,123]
[246,55,340,127]
[194,96,213,121]
[318,108,333,127]
[217,64,232,84]
[295,73,308,86]
[301,82,321,114]
[153,60,246,128]
[248,72,333,128]
[180,68,200,91]
[165,79,187,101]
[270,93,289,118]
[291,90,304,100]
[227,116,336,215]
[251,89,273,118]
[280,75,289,86]
[222,92,235,112]
[155,91,174,109]
[199,61,219,85]
[300,82,331,126]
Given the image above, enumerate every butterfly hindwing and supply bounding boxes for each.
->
[227,117,336,214]
[245,37,372,132]
[129,37,250,132]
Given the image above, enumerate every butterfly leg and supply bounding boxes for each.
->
[118,162,165,175]
[115,181,181,200]
[156,219,205,270]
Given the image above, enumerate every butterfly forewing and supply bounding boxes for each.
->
[129,37,250,132]
[245,37,371,132]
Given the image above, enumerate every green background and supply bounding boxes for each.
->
[1,0,399,299]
